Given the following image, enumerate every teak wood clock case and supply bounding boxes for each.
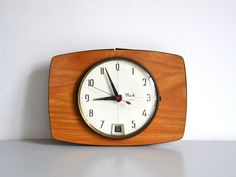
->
[49,49,187,145]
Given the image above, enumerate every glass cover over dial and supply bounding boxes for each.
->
[77,58,159,138]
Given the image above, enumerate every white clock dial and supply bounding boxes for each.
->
[77,58,159,138]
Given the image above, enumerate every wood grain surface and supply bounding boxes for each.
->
[49,49,187,145]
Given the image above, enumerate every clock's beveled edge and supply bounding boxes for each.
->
[49,49,187,145]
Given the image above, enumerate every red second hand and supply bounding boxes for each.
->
[92,86,113,96]
[124,100,131,105]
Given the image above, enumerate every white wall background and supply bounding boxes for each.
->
[0,0,236,140]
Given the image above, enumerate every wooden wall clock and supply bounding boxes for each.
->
[49,49,187,145]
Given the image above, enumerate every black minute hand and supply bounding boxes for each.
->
[105,68,119,96]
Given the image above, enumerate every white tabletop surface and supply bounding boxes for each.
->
[0,140,235,177]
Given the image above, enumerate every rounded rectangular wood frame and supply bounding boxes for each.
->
[49,49,187,145]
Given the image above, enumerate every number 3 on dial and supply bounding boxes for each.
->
[77,58,159,138]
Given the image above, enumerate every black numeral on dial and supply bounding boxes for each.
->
[89,109,93,117]
[85,94,89,102]
[132,67,134,75]
[142,109,147,117]
[142,78,147,86]
[100,67,105,75]
[88,79,94,87]
[147,94,151,101]
[116,63,120,71]
[132,120,136,128]
[100,120,104,128]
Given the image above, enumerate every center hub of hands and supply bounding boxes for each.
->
[115,95,122,102]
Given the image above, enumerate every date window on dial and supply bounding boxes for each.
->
[111,124,125,135]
